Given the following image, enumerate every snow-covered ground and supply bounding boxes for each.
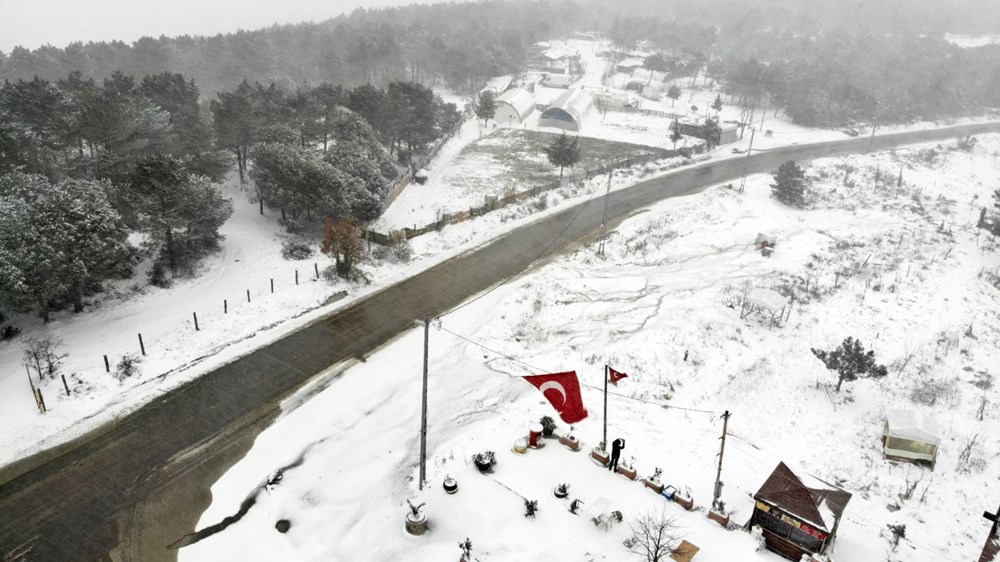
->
[179,137,1000,562]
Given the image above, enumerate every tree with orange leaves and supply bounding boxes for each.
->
[321,216,365,279]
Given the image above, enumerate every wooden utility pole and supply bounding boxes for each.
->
[712,410,731,510]
[598,169,613,257]
[419,318,430,490]
[980,504,1000,562]
[738,129,756,193]
[602,365,609,449]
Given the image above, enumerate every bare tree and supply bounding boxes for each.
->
[627,509,681,562]
[23,337,67,382]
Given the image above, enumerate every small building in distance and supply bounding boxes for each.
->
[544,73,574,88]
[749,462,852,561]
[882,409,940,469]
[679,118,739,145]
[494,87,536,124]
[538,88,593,132]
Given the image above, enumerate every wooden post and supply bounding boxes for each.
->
[61,374,70,396]
[314,263,320,279]
[193,312,200,331]
[712,410,731,511]
[246,289,251,303]
[138,333,146,356]
[36,387,46,414]
[270,279,274,293]
[103,355,110,373]
[295,270,299,285]
[224,299,228,314]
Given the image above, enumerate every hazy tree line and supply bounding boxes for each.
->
[0,1,583,96]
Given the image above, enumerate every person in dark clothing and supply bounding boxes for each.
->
[609,438,625,471]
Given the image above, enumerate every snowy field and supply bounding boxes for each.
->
[179,137,1000,562]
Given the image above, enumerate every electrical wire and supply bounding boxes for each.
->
[444,168,609,317]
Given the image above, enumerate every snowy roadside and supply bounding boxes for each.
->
[179,137,1000,561]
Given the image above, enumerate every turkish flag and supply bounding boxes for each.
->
[609,366,628,385]
[522,371,589,424]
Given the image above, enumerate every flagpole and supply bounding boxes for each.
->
[602,364,608,450]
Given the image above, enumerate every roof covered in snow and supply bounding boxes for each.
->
[754,462,852,531]
[541,88,593,124]
[495,88,536,120]
[481,75,513,95]
[885,409,940,444]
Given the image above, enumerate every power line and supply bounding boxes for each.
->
[445,169,609,317]
[436,323,716,415]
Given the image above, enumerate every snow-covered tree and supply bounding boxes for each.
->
[666,84,682,107]
[811,337,888,392]
[543,132,581,180]
[474,90,496,126]
[321,216,364,279]
[0,172,131,320]
[669,119,683,149]
[770,160,808,207]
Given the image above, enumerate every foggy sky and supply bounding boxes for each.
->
[0,0,452,53]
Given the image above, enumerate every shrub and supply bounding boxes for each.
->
[115,354,142,381]
[281,241,314,260]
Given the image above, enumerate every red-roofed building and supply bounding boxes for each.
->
[749,462,852,561]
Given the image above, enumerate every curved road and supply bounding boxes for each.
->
[2,122,999,562]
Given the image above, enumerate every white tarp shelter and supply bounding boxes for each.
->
[494,88,535,124]
[883,409,940,467]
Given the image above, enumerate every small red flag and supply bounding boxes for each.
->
[522,371,589,424]
[609,366,628,385]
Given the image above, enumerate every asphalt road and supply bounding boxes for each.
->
[2,122,999,562]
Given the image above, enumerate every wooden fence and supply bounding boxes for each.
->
[369,145,706,246]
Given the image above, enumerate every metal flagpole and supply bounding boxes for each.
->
[419,318,430,490]
[602,364,609,449]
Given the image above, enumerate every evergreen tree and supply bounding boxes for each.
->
[669,119,683,149]
[711,94,724,117]
[811,337,888,392]
[703,117,722,149]
[129,155,232,276]
[543,132,581,180]
[666,84,682,107]
[0,172,131,320]
[474,90,497,126]
[770,160,808,207]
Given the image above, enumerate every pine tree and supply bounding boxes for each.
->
[712,94,724,117]
[474,90,497,126]
[543,132,581,180]
[703,117,722,149]
[811,337,888,392]
[669,119,683,149]
[770,160,808,207]
[667,84,682,107]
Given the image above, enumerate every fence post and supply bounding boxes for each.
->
[295,270,299,285]
[224,299,228,314]
[193,312,200,331]
[314,263,319,279]
[138,333,146,356]
[61,374,70,396]
[246,289,251,303]
[103,355,110,373]
[35,387,46,414]
[270,279,274,293]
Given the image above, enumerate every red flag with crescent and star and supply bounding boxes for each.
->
[608,366,628,385]
[522,371,588,424]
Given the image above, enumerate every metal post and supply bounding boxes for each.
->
[602,364,609,449]
[712,410,731,510]
[738,128,756,193]
[419,318,430,490]
[598,169,613,257]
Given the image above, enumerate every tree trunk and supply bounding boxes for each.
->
[161,195,177,275]
[560,166,564,180]
[259,198,264,215]
[73,286,84,313]
[836,375,844,392]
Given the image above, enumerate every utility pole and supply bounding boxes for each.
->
[868,101,879,153]
[598,169,613,257]
[738,128,756,193]
[419,318,430,490]
[712,410,731,510]
[980,504,1000,562]
[602,364,609,449]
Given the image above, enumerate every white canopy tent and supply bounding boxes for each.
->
[883,409,940,468]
